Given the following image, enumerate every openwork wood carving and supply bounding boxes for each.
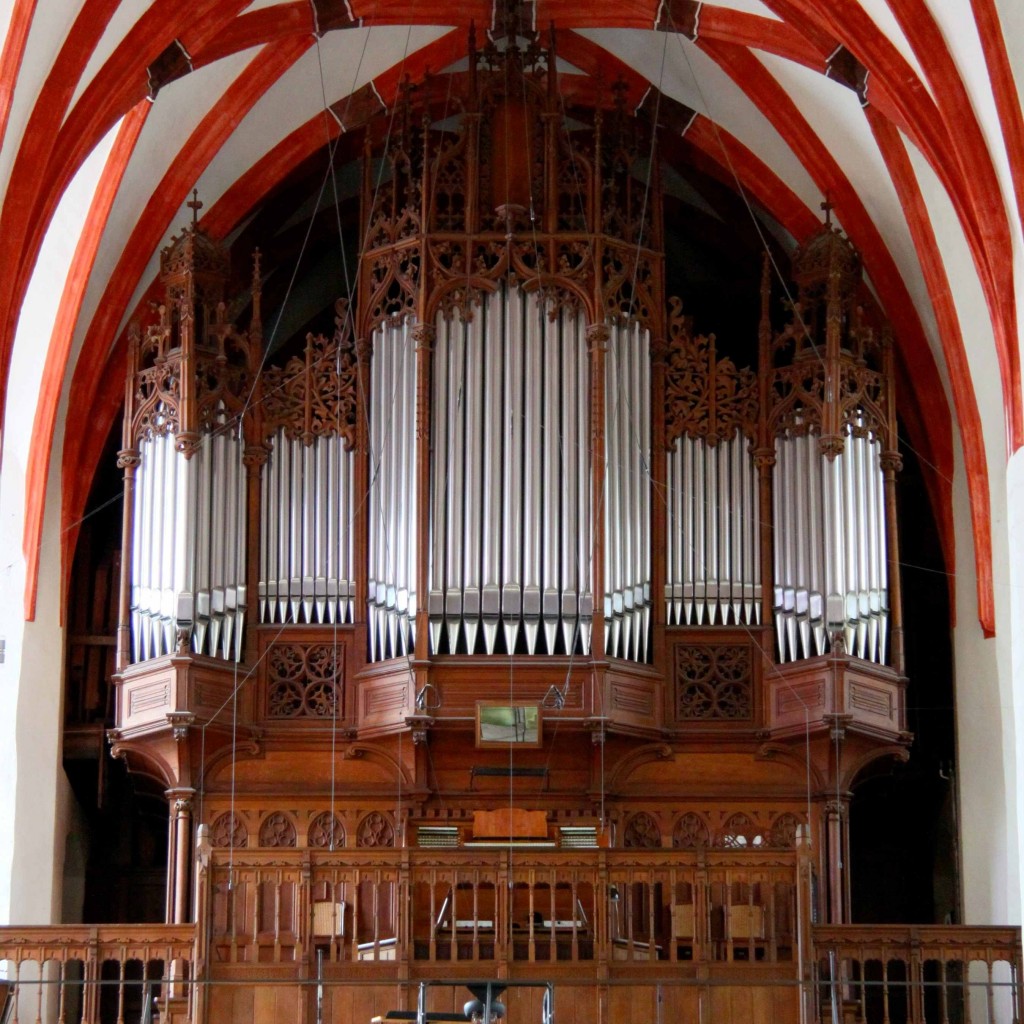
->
[267,643,343,719]
[261,299,358,449]
[673,812,711,849]
[664,296,758,448]
[675,644,753,721]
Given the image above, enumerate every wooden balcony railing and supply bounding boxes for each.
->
[0,924,194,1024]
[201,846,800,971]
[814,924,1024,1024]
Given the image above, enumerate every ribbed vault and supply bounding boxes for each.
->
[1,0,1022,640]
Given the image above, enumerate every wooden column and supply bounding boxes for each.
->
[649,334,669,676]
[166,789,195,924]
[412,323,435,666]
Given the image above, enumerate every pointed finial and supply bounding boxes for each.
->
[187,189,203,227]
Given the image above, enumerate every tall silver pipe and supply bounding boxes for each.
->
[541,305,560,655]
[502,288,524,653]
[463,304,485,654]
[576,315,592,655]
[522,292,543,655]
[445,313,466,653]
[560,308,579,654]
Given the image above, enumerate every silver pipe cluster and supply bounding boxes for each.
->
[130,424,246,662]
[604,320,651,662]
[368,319,418,661]
[258,428,355,625]
[773,420,888,663]
[665,434,761,627]
[428,286,592,656]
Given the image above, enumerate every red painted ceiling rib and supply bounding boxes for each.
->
[767,0,1020,453]
[0,0,122,430]
[970,0,1024,274]
[21,102,150,622]
[867,105,994,635]
[0,0,37,156]
[59,34,314,603]
[6,0,253,401]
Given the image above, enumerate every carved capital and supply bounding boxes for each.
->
[752,447,776,469]
[175,432,202,460]
[166,711,195,742]
[117,448,141,470]
[405,715,434,745]
[879,450,903,474]
[411,323,436,351]
[242,444,269,469]
[585,323,610,352]
[173,796,193,816]
[818,433,845,461]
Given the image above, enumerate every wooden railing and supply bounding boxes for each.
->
[0,925,194,1024]
[2,884,1021,1024]
[814,924,1024,1024]
[201,846,800,970]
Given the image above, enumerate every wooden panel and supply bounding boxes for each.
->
[357,672,410,732]
[473,808,548,839]
[606,669,662,731]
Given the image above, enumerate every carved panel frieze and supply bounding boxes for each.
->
[266,642,343,719]
[675,643,753,721]
[672,812,711,850]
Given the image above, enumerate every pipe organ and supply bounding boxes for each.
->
[119,214,256,666]
[108,14,914,956]
[116,31,903,683]
[764,221,898,667]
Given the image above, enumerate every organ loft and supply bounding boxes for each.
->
[9,7,1015,1024]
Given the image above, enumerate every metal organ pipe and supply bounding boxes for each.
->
[664,433,760,630]
[604,320,651,661]
[368,319,418,661]
[772,425,888,663]
[426,285,594,657]
[129,419,247,662]
[257,426,355,628]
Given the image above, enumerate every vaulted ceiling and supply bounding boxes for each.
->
[1,0,1022,634]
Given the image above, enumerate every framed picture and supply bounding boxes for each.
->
[475,702,543,748]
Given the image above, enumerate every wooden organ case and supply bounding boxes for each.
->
[106,19,910,1019]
